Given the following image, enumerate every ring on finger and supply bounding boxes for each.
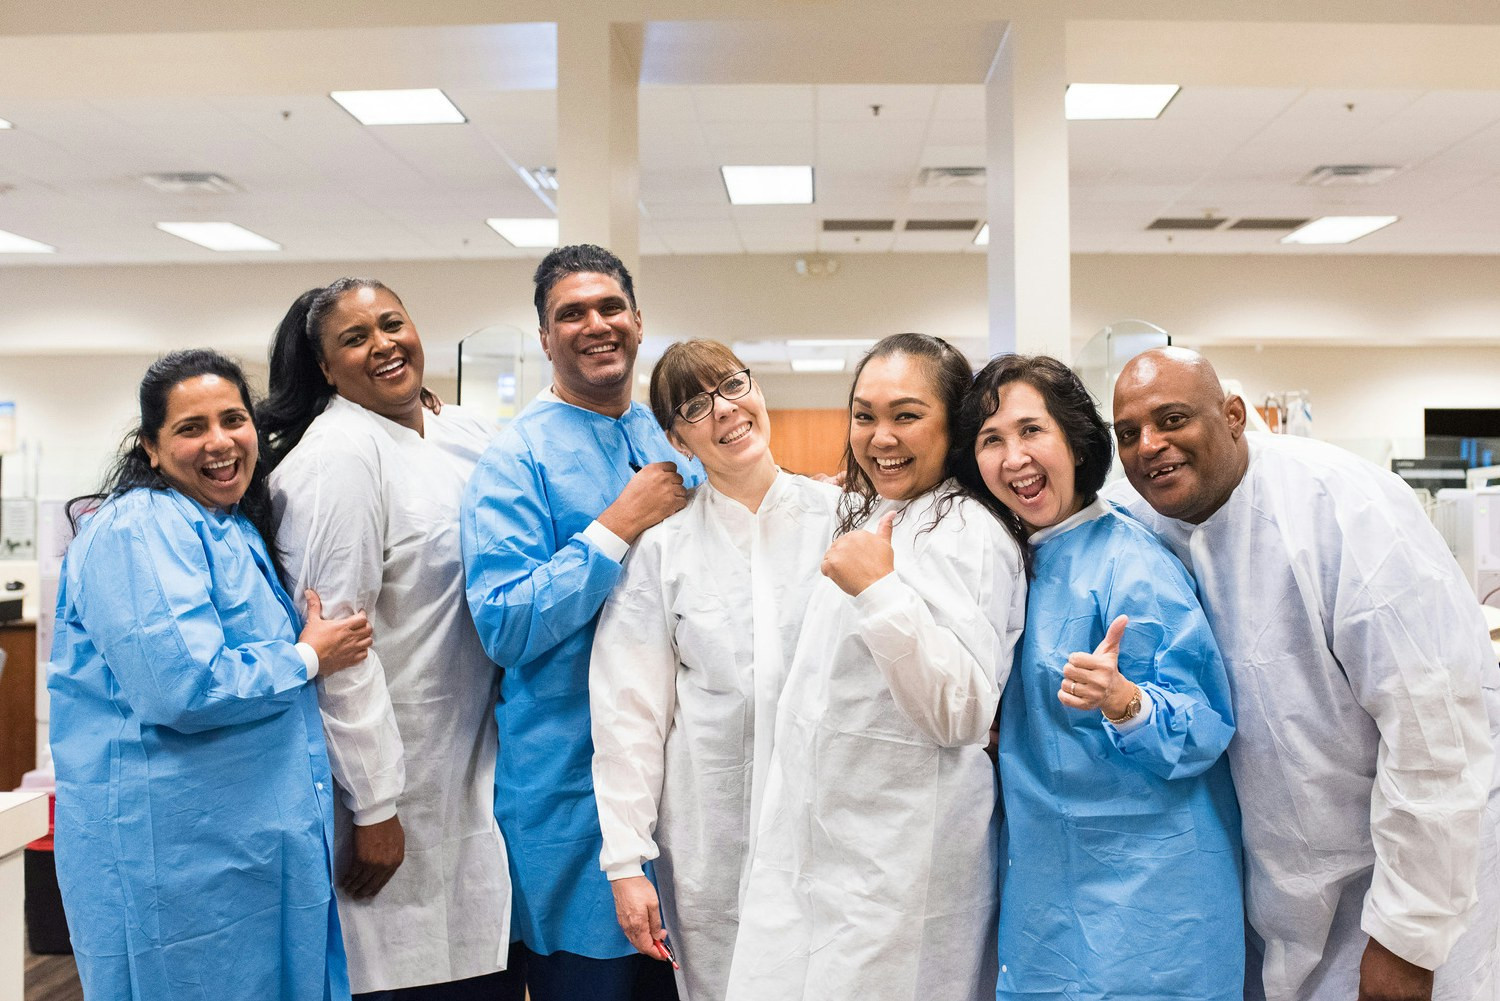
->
[1068,680,1077,696]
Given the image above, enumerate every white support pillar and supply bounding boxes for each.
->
[985,17,1071,361]
[556,20,641,276]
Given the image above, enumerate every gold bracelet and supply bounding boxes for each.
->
[1102,686,1143,725]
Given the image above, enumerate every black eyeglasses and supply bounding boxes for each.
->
[676,369,753,423]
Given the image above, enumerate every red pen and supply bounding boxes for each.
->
[654,938,680,970]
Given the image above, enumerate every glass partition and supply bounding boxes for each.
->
[1074,319,1170,424]
[457,324,551,425]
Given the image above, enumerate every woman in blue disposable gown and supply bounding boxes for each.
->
[49,349,373,1001]
[953,354,1243,1001]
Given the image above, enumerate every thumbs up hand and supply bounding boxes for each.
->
[821,510,898,596]
[1059,614,1140,717]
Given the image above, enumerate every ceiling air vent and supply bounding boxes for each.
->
[141,172,242,194]
[904,219,980,232]
[822,219,895,232]
[915,167,985,188]
[1298,164,1402,186]
[1227,218,1308,231]
[1146,217,1227,231]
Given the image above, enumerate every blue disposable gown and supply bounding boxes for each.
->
[48,487,348,1001]
[996,500,1242,1001]
[461,395,703,958]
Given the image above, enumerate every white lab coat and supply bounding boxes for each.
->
[270,395,512,994]
[725,483,1026,1001]
[590,471,839,1001]
[1113,432,1500,1001]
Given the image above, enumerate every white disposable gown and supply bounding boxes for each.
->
[270,395,511,994]
[49,487,348,1001]
[1115,431,1500,1001]
[725,483,1026,1001]
[590,471,839,1001]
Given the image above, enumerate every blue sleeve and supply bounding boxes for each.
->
[1101,539,1236,780]
[461,435,627,669]
[76,508,310,735]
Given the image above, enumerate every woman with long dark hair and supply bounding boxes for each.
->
[726,333,1027,1001]
[260,279,517,1000]
[50,348,372,1000]
[953,354,1243,1001]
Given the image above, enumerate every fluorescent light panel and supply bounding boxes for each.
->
[721,165,814,205]
[330,89,466,126]
[156,222,281,252]
[974,223,990,246]
[486,217,558,248]
[0,118,12,130]
[791,358,845,373]
[1065,84,1180,121]
[1280,215,1398,245]
[0,229,55,253]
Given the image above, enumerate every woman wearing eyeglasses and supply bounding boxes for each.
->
[589,340,839,1001]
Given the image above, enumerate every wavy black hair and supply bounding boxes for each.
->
[835,332,972,537]
[954,353,1114,569]
[68,349,279,565]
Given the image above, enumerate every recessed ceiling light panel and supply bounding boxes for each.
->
[0,228,55,253]
[0,118,13,130]
[1065,84,1180,121]
[330,89,467,126]
[156,222,281,252]
[1280,215,1398,245]
[973,223,990,246]
[721,166,814,205]
[486,217,559,248]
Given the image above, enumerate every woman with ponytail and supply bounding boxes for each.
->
[50,348,373,1000]
[262,280,519,1000]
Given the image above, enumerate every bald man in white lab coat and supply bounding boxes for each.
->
[1109,347,1500,1001]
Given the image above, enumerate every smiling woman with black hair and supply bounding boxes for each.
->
[261,280,519,1001]
[50,348,372,1001]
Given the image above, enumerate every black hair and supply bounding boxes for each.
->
[532,244,637,326]
[67,349,279,568]
[257,277,397,469]
[953,353,1114,570]
[835,332,972,537]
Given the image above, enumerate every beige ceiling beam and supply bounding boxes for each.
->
[556,20,641,275]
[1068,21,1500,89]
[986,16,1072,361]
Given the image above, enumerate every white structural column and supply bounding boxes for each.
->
[556,20,642,276]
[985,17,1071,360]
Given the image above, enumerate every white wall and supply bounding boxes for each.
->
[5,251,1500,500]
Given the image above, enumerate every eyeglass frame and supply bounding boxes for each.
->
[675,368,754,423]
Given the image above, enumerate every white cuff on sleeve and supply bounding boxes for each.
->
[850,569,902,615]
[606,863,647,881]
[350,800,400,826]
[296,641,320,680]
[1104,694,1156,734]
[584,520,631,563]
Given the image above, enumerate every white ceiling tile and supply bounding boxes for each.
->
[816,85,938,122]
[654,219,743,254]
[817,230,896,253]
[692,85,815,122]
